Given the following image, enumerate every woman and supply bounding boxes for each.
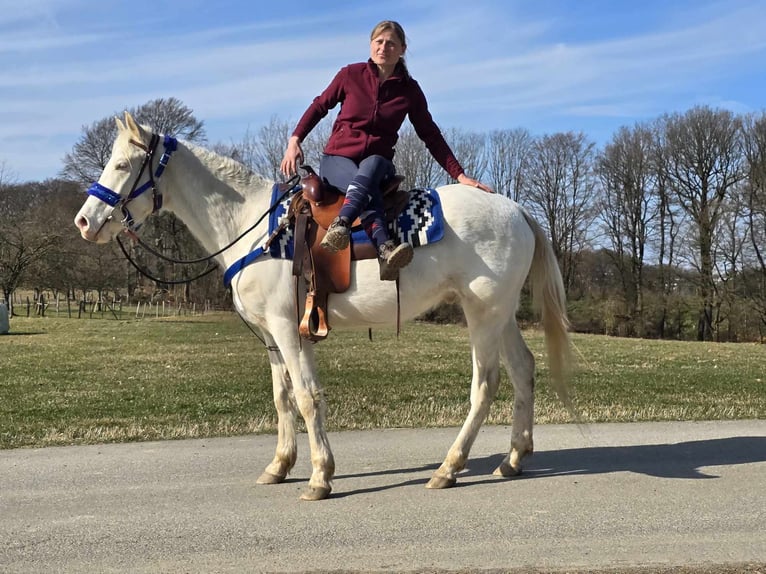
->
[280,20,492,280]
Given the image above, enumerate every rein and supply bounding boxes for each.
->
[123,177,300,266]
[86,132,301,284]
[115,179,300,285]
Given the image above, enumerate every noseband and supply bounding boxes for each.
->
[86,133,178,230]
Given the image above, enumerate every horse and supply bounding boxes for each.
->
[74,112,573,501]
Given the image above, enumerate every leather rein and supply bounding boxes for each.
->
[86,134,300,285]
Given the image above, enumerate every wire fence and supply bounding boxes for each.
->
[0,293,217,321]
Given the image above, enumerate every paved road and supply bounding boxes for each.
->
[1,421,765,573]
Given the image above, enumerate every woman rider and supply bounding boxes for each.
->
[280,20,492,280]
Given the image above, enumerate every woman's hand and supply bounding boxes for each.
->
[280,136,304,177]
[457,173,494,193]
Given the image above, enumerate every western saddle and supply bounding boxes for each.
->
[273,166,409,342]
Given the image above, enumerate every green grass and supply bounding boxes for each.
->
[1,313,764,449]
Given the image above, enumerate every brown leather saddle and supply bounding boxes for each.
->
[285,166,410,341]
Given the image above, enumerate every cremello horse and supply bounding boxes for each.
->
[75,112,573,501]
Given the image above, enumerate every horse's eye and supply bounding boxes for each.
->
[115,161,129,171]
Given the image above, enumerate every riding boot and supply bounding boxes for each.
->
[321,216,351,252]
[378,240,414,281]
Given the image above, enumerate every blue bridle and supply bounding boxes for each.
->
[86,133,178,230]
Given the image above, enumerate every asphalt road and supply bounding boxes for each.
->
[2,420,765,573]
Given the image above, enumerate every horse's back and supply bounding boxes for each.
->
[328,185,536,326]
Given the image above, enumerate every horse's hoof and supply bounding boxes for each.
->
[426,475,457,489]
[256,472,286,485]
[493,462,522,478]
[300,486,332,501]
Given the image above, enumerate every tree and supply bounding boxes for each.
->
[649,120,684,339]
[393,123,442,189]
[61,97,207,185]
[661,106,745,341]
[486,128,531,201]
[596,123,659,335]
[524,131,598,293]
[444,127,487,184]
[0,183,61,311]
[742,112,766,338]
[218,114,333,182]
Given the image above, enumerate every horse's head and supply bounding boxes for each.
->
[74,112,177,243]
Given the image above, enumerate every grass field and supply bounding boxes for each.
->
[1,312,764,449]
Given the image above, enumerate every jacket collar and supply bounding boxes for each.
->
[366,58,409,82]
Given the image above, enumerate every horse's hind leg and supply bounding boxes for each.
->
[494,318,536,477]
[427,319,501,489]
[257,347,298,485]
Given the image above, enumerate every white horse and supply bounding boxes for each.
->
[75,112,573,501]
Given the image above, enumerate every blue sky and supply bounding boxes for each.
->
[2,0,766,183]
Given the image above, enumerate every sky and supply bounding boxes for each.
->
[2,0,766,184]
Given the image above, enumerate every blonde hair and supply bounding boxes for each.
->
[370,20,408,73]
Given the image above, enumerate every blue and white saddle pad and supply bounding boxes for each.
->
[223,184,445,287]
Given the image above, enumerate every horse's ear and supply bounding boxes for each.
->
[115,116,126,132]
[124,112,146,141]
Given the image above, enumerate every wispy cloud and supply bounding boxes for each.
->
[2,0,766,182]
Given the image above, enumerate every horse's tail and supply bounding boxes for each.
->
[520,207,576,416]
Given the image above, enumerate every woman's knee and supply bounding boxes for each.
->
[358,155,395,181]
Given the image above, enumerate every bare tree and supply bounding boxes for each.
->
[661,106,745,341]
[220,114,334,182]
[742,112,766,338]
[393,122,442,189]
[486,128,531,201]
[300,116,333,174]
[0,183,60,311]
[133,97,205,143]
[217,116,290,181]
[710,186,749,340]
[650,120,684,339]
[524,131,598,293]
[61,97,207,185]
[444,127,487,184]
[596,123,659,335]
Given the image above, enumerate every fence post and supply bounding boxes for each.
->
[0,302,9,334]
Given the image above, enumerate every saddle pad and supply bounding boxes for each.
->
[266,184,445,260]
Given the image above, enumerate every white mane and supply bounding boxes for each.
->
[185,141,272,194]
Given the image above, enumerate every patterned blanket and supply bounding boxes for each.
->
[266,184,445,260]
[223,184,445,287]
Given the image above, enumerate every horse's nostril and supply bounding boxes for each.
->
[75,215,89,231]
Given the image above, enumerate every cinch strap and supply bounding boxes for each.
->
[223,247,266,288]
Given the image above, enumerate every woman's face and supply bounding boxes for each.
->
[370,29,405,69]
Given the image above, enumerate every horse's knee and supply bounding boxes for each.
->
[295,388,323,418]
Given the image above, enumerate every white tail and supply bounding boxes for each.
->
[520,207,574,412]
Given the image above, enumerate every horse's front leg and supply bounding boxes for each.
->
[271,320,335,500]
[256,343,298,485]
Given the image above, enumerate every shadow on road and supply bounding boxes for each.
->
[515,436,766,479]
[332,436,766,498]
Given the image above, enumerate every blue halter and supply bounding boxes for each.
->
[86,133,178,230]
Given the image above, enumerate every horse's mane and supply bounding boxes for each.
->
[185,142,272,193]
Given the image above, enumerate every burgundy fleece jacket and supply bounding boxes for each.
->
[292,60,464,180]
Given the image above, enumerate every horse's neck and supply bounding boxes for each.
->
[161,144,273,266]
